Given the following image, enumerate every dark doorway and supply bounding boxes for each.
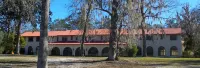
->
[63,47,72,56]
[51,47,60,56]
[88,47,98,56]
[147,46,153,56]
[28,46,33,55]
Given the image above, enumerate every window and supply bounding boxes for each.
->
[62,37,67,41]
[76,36,78,40]
[139,35,142,40]
[57,37,59,41]
[36,37,40,42]
[170,35,177,40]
[88,36,91,41]
[160,35,164,39]
[101,36,103,40]
[28,37,33,42]
[71,36,73,40]
[146,35,152,40]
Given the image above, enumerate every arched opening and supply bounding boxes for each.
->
[51,47,60,56]
[102,47,109,56]
[36,46,39,55]
[170,46,178,56]
[137,46,142,56]
[28,46,33,55]
[158,46,165,56]
[88,47,98,56]
[75,47,85,56]
[147,46,153,56]
[63,47,72,56]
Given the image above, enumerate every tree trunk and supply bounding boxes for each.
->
[108,0,119,61]
[80,21,86,56]
[80,2,92,57]
[116,20,123,60]
[15,20,21,55]
[7,19,10,38]
[37,0,49,68]
[141,20,147,57]
[80,5,87,57]
[140,0,147,57]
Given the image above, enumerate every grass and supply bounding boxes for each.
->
[0,55,199,68]
[0,55,37,63]
[0,55,199,65]
[120,57,200,65]
[121,57,200,62]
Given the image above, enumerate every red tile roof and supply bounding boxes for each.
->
[21,28,181,37]
[48,42,127,45]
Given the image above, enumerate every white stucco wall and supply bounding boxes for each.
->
[24,34,182,57]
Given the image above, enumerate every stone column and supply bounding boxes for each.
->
[153,46,158,57]
[98,48,102,56]
[60,47,63,56]
[166,47,170,57]
[25,46,28,54]
[33,46,36,55]
[85,48,88,56]
[72,48,75,56]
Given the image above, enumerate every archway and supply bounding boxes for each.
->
[102,47,109,56]
[75,47,85,56]
[88,47,98,56]
[147,46,153,56]
[28,46,33,55]
[51,47,60,56]
[63,47,72,56]
[158,46,165,56]
[170,46,178,56]
[137,46,142,56]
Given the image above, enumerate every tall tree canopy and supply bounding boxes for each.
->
[177,4,200,53]
[0,0,41,54]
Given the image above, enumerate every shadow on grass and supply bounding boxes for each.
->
[170,60,200,65]
[139,60,200,67]
[58,60,106,64]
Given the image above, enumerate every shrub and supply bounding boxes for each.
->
[1,34,15,54]
[128,45,138,57]
[183,50,194,58]
[0,46,5,54]
[20,36,26,48]
[194,48,200,58]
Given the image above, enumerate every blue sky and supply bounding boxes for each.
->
[50,0,200,22]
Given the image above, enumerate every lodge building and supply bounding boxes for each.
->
[21,28,182,57]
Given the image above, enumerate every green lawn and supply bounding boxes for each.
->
[0,55,199,65]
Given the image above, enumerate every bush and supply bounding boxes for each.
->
[128,45,138,57]
[194,48,200,58]
[183,50,194,58]
[0,46,5,54]
[1,34,15,54]
[20,36,26,48]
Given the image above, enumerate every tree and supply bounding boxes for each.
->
[0,0,41,54]
[0,33,15,54]
[177,4,200,54]
[49,19,71,30]
[0,30,4,44]
[130,0,175,57]
[37,0,50,67]
[165,18,180,28]
[69,0,138,60]
[80,1,92,56]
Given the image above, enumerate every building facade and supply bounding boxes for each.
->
[21,28,182,57]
